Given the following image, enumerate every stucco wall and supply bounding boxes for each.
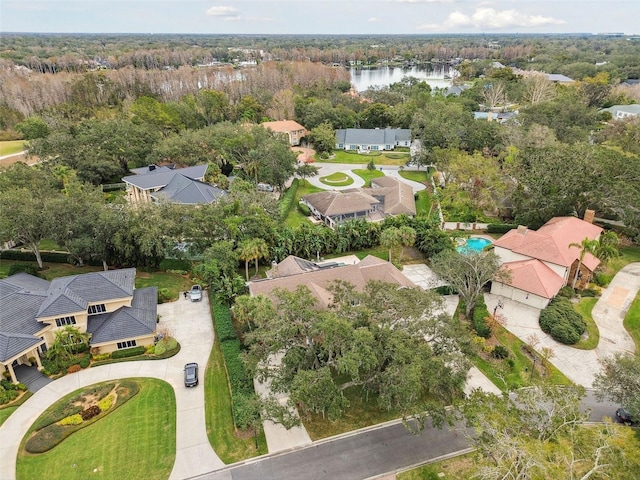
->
[491,282,550,309]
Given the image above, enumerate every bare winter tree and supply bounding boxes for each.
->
[522,72,556,105]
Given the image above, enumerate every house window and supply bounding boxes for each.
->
[55,316,76,327]
[385,144,392,150]
[88,304,107,315]
[371,145,379,151]
[349,145,358,150]
[338,143,344,149]
[117,340,137,349]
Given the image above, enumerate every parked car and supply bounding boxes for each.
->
[615,407,637,425]
[184,362,199,387]
[189,285,202,302]
[257,182,274,192]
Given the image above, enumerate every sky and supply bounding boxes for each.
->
[1,0,639,35]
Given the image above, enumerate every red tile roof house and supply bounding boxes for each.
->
[260,120,309,146]
[490,212,603,309]
[0,268,157,384]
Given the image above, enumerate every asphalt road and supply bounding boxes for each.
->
[190,389,620,480]
[193,419,471,480]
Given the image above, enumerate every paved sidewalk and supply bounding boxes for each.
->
[484,262,639,387]
[0,294,224,480]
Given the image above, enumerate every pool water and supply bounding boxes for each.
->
[457,237,492,254]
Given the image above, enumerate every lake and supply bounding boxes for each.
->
[349,65,453,92]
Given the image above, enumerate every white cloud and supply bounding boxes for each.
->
[368,17,380,22]
[418,7,566,31]
[206,5,240,19]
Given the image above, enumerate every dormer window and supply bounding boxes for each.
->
[55,316,76,327]
[88,304,107,315]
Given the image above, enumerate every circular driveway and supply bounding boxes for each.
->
[0,294,223,480]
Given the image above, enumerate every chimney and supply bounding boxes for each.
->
[269,260,278,278]
[517,225,528,235]
[583,209,595,224]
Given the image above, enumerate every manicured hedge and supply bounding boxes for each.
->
[8,263,40,277]
[539,297,586,344]
[472,296,492,338]
[111,346,146,359]
[213,300,256,429]
[487,223,518,234]
[298,202,311,216]
[213,303,237,342]
[278,178,299,220]
[0,250,69,263]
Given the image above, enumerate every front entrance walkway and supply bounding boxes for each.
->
[13,364,52,392]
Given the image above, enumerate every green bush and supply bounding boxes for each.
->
[78,355,90,368]
[154,337,177,356]
[278,178,299,220]
[298,202,311,216]
[487,223,518,234]
[111,346,146,359]
[594,272,612,287]
[26,423,68,453]
[539,297,586,345]
[472,297,492,338]
[491,345,509,359]
[214,303,237,342]
[98,395,114,411]
[8,263,40,277]
[0,389,19,404]
[0,250,69,263]
[320,151,330,160]
[157,287,173,304]
[91,352,110,361]
[557,286,575,299]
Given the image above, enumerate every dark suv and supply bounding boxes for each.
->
[184,362,199,387]
[615,408,636,425]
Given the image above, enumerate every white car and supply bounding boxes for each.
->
[189,285,202,302]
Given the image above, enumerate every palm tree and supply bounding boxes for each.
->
[594,231,620,262]
[568,237,597,289]
[238,238,269,281]
[397,226,416,262]
[380,227,402,263]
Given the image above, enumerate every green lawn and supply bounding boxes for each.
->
[398,451,476,480]
[573,297,600,350]
[38,238,65,251]
[0,406,18,427]
[472,325,572,391]
[399,170,430,183]
[352,168,384,186]
[285,179,323,228]
[205,295,267,462]
[0,391,33,427]
[624,291,640,351]
[319,171,354,187]
[599,245,640,283]
[0,140,27,156]
[415,190,433,217]
[17,378,175,480]
[324,150,409,166]
[135,271,193,302]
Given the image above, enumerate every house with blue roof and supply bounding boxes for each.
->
[0,268,157,384]
[335,128,411,152]
[123,164,226,205]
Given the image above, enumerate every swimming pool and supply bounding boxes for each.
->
[456,237,492,254]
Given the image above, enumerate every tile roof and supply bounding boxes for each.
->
[335,128,411,146]
[123,165,208,190]
[249,255,415,309]
[38,268,136,318]
[302,190,380,217]
[151,174,227,205]
[87,287,157,344]
[493,217,602,269]
[261,120,306,133]
[499,259,565,298]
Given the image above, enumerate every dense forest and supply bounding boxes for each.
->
[1,33,639,279]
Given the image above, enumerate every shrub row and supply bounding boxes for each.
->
[298,202,311,216]
[8,263,40,277]
[278,178,299,221]
[539,297,586,345]
[154,337,177,356]
[0,250,69,263]
[472,296,492,338]
[214,303,236,342]
[486,223,518,234]
[111,346,146,359]
[213,301,256,430]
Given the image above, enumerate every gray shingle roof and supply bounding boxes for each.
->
[151,174,227,205]
[38,268,135,318]
[123,165,208,190]
[335,128,411,146]
[0,332,44,362]
[87,287,157,344]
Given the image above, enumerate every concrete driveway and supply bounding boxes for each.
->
[304,162,427,193]
[484,262,639,387]
[0,293,223,480]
